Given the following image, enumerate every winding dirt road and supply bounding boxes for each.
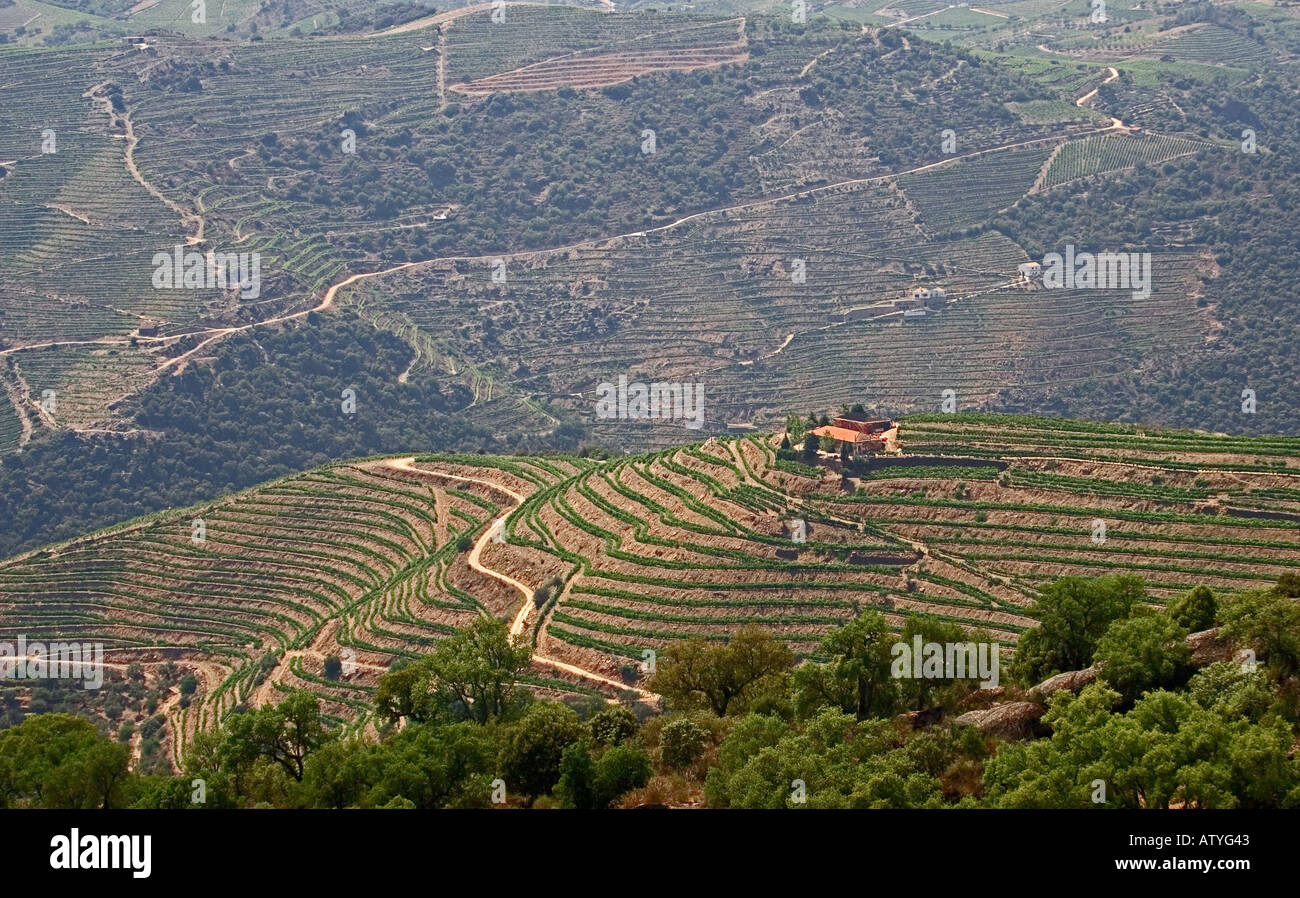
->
[1076,66,1120,108]
[1,114,1125,381]
[382,457,656,699]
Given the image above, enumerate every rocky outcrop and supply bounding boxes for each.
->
[1186,627,1234,665]
[955,627,1245,742]
[954,702,1046,739]
[957,685,1006,710]
[1028,666,1098,701]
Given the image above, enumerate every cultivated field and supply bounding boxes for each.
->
[447,9,749,91]
[2,415,1295,766]
[0,453,601,761]
[0,4,1237,458]
[352,158,1211,440]
[1039,132,1206,190]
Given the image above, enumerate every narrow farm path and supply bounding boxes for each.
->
[436,24,448,110]
[884,6,953,28]
[116,103,205,246]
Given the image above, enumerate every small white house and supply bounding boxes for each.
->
[1018,262,1042,280]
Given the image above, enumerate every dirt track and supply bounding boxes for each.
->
[381,457,656,699]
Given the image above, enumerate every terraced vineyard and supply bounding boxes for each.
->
[447,8,748,90]
[3,415,1295,767]
[1154,25,1270,67]
[502,435,1033,681]
[898,145,1056,235]
[346,161,1208,441]
[0,2,1240,470]
[1040,133,1207,191]
[451,36,749,94]
[0,454,603,760]
[500,418,1300,680]
[11,345,156,430]
[0,390,21,452]
[0,47,186,346]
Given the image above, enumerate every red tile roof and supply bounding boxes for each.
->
[812,425,882,444]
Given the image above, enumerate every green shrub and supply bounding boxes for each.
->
[589,705,639,746]
[660,717,708,769]
[1168,585,1216,632]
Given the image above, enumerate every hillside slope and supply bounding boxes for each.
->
[6,3,1300,562]
[3,414,1298,768]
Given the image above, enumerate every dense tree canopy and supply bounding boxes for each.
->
[648,625,794,716]
[1011,575,1144,684]
[4,574,1298,810]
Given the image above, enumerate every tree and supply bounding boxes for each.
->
[592,745,652,807]
[784,413,805,444]
[366,722,495,809]
[898,616,968,710]
[794,611,897,720]
[1188,662,1275,721]
[704,709,943,809]
[1094,610,1192,703]
[130,775,202,810]
[302,738,372,809]
[273,692,326,782]
[802,432,819,461]
[588,704,639,746]
[984,682,1300,809]
[375,616,531,725]
[1168,585,1216,632]
[1012,575,1145,684]
[1274,573,1300,598]
[660,716,708,769]
[180,673,198,695]
[374,662,435,724]
[178,728,239,809]
[554,741,597,809]
[430,616,532,723]
[499,701,586,799]
[1219,585,1300,677]
[223,692,326,782]
[0,714,132,809]
[104,692,123,719]
[649,626,794,716]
